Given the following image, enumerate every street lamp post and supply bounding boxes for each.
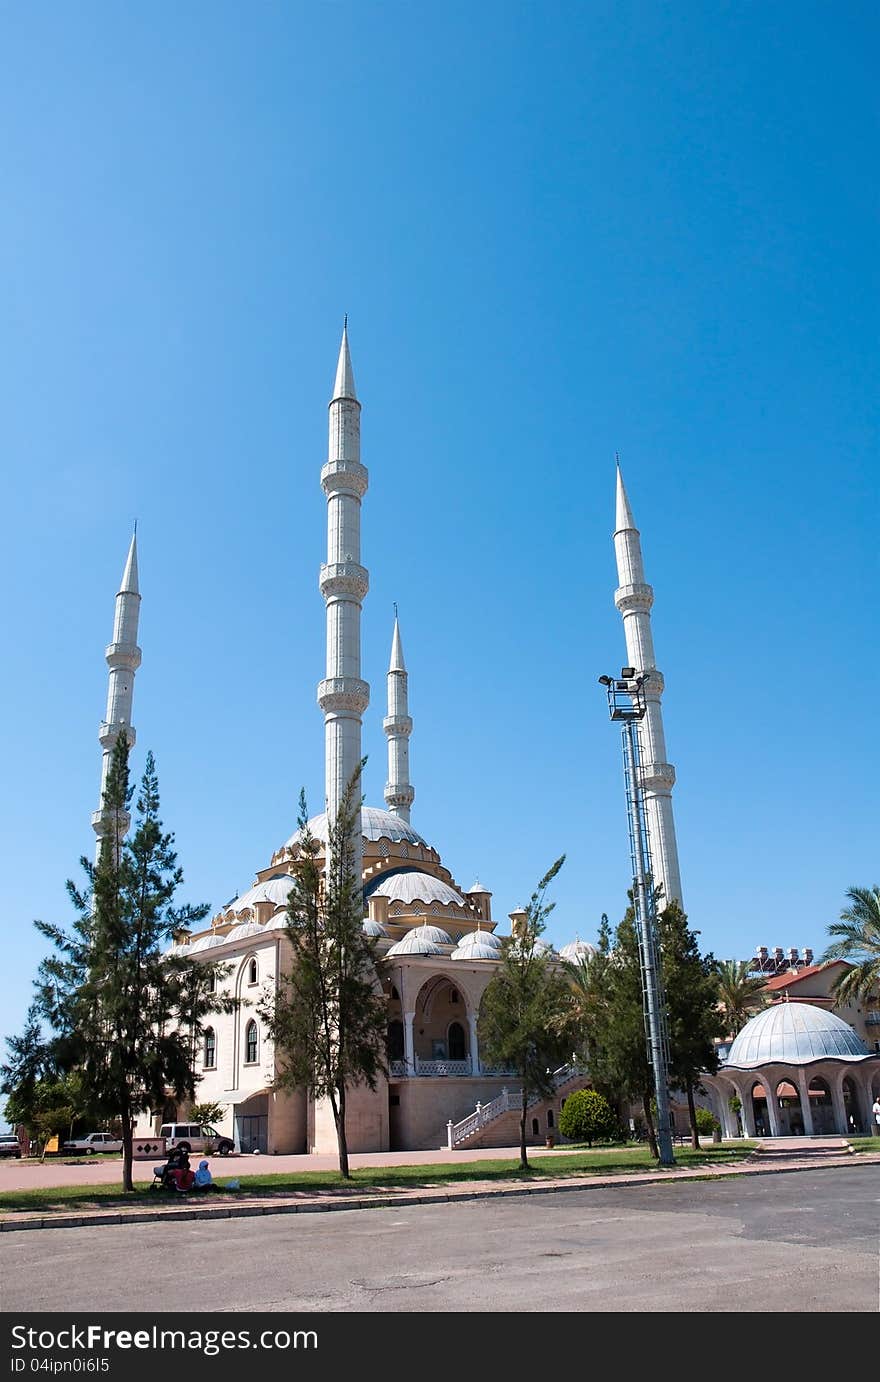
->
[599,668,675,1167]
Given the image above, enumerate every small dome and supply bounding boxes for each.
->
[468,879,491,894]
[284,806,425,852]
[385,925,452,957]
[362,919,389,938]
[559,939,597,962]
[455,928,501,951]
[264,913,289,932]
[224,921,266,945]
[188,934,227,954]
[451,938,501,960]
[725,1002,871,1066]
[229,875,293,913]
[370,871,466,908]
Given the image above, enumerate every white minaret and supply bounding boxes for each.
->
[91,529,142,859]
[317,320,369,884]
[613,465,683,908]
[384,608,414,823]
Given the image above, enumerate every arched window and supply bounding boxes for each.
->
[203,1028,216,1069]
[248,957,258,985]
[531,1118,539,1136]
[547,1108,554,1128]
[206,971,216,994]
[387,1020,404,1062]
[448,1021,466,1061]
[245,1021,258,1064]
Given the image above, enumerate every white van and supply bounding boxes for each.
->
[159,1123,234,1156]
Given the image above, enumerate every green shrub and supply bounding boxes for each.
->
[694,1106,720,1135]
[558,1089,617,1146]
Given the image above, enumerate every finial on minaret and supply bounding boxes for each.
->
[615,459,637,535]
[384,609,414,823]
[332,318,358,402]
[389,608,406,673]
[92,533,143,860]
[119,529,139,595]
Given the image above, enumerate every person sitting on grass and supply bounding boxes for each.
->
[193,1158,213,1190]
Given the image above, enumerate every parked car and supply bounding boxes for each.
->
[61,1132,124,1155]
[158,1123,234,1156]
[0,1134,22,1159]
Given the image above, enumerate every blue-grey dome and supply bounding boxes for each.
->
[284,806,425,852]
[385,925,452,957]
[370,871,466,908]
[451,938,501,960]
[725,1002,870,1067]
[559,939,597,962]
[362,918,389,938]
[229,875,293,914]
[455,928,501,951]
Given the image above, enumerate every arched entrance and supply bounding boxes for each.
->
[808,1076,835,1135]
[412,976,472,1073]
[775,1080,804,1136]
[751,1082,770,1137]
[842,1076,864,1135]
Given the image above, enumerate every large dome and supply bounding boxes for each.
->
[283,806,426,852]
[725,1002,870,1067]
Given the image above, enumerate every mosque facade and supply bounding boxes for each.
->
[106,326,619,1153]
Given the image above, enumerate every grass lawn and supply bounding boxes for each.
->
[0,1142,756,1215]
[847,1137,880,1153]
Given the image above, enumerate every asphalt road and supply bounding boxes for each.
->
[2,1168,877,1313]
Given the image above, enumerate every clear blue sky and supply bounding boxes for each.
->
[2,2,877,1052]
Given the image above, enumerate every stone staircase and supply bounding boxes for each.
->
[447,1066,591,1150]
[749,1136,854,1165]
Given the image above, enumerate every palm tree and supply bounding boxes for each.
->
[821,885,880,1005]
[715,959,767,1037]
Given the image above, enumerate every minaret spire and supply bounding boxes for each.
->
[613,465,683,907]
[92,529,142,860]
[318,321,369,885]
[384,609,414,823]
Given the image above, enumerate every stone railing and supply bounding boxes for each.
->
[448,1088,519,1147]
[446,1065,585,1147]
[387,1058,473,1078]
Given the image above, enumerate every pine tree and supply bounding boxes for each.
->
[583,905,660,1157]
[478,857,575,1169]
[660,902,725,1148]
[26,734,226,1190]
[258,769,388,1179]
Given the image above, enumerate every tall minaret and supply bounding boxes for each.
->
[317,320,369,885]
[91,530,142,859]
[613,465,683,908]
[384,609,414,823]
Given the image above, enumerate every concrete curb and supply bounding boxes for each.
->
[2,1152,878,1233]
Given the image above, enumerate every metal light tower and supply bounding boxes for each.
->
[599,668,675,1167]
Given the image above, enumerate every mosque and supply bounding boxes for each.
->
[95,325,877,1154]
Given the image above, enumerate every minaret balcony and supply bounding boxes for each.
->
[320,458,368,499]
[614,582,653,615]
[383,714,413,737]
[91,807,131,835]
[640,762,676,791]
[98,721,137,750]
[385,783,415,807]
[104,642,142,671]
[317,677,370,716]
[319,562,369,601]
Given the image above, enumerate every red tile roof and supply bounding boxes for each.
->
[765,960,849,992]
